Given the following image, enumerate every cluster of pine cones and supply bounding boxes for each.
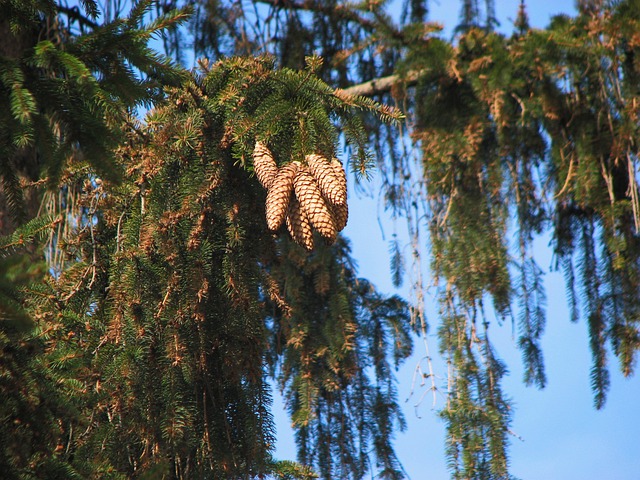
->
[253,141,348,250]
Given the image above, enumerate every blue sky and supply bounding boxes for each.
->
[272,2,640,479]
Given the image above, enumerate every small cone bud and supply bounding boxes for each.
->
[306,154,346,206]
[293,168,337,244]
[253,141,278,189]
[286,196,314,250]
[266,162,298,231]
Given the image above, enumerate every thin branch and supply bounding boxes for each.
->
[256,0,429,97]
[342,69,423,97]
[57,5,100,30]
[256,0,376,30]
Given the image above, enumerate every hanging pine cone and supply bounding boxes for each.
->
[306,154,346,206]
[286,196,314,251]
[293,167,337,244]
[253,141,278,189]
[330,201,348,232]
[330,158,347,201]
[326,158,348,231]
[265,162,299,231]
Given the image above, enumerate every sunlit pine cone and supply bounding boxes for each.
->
[293,167,337,244]
[327,158,348,231]
[330,158,349,232]
[306,154,346,206]
[330,158,347,202]
[286,196,314,251]
[253,141,278,189]
[265,162,299,231]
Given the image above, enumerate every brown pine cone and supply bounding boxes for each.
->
[293,167,337,244]
[330,158,347,202]
[330,201,348,232]
[306,154,346,206]
[253,141,278,189]
[265,162,299,231]
[286,196,314,251]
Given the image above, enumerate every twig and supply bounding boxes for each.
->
[342,69,423,97]
[116,210,126,253]
[554,146,575,199]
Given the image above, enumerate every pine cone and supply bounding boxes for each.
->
[253,141,278,189]
[293,167,337,244]
[286,196,314,250]
[266,162,298,231]
[306,154,346,206]
[330,158,347,202]
[330,201,348,232]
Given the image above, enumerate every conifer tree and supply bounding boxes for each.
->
[0,1,187,477]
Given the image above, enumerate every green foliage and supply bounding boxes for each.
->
[439,311,512,479]
[0,236,82,479]
[270,239,411,479]
[0,0,187,201]
[5,54,411,479]
[266,459,319,480]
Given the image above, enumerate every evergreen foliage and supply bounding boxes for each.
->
[3,0,640,479]
[0,0,185,477]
